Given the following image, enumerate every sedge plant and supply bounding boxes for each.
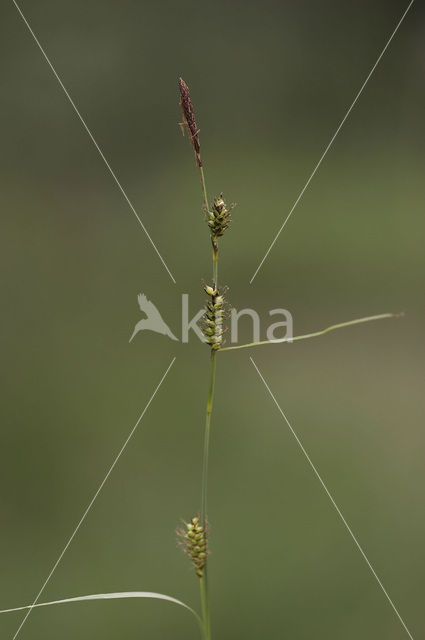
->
[175,77,400,639]
[0,78,401,640]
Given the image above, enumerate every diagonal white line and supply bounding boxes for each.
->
[250,0,415,284]
[11,356,176,640]
[12,0,176,284]
[250,357,414,640]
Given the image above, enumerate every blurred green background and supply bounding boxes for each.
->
[1,1,424,638]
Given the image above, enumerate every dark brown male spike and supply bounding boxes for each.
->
[178,77,202,167]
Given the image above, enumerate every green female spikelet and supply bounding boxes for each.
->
[178,515,208,578]
[207,193,235,255]
[202,284,226,350]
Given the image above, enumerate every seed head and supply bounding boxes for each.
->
[178,77,202,167]
[207,193,235,241]
[202,284,227,350]
[177,515,209,578]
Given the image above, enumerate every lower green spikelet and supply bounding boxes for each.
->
[202,285,226,350]
[178,516,208,578]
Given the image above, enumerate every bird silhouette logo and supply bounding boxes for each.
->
[129,294,179,343]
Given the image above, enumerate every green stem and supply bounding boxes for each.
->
[220,312,401,352]
[199,165,209,213]
[212,248,218,287]
[198,157,216,640]
[199,579,208,639]
[199,346,216,640]
[201,350,217,523]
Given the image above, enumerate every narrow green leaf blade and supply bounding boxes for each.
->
[0,591,202,629]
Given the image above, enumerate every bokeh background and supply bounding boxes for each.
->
[1,1,424,638]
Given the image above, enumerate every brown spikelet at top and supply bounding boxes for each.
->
[178,77,202,167]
